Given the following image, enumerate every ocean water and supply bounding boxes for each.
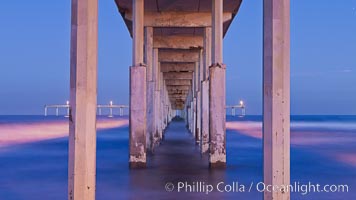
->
[0,115,355,200]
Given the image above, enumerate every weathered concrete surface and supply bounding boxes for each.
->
[163,72,193,80]
[203,27,211,80]
[196,91,201,144]
[209,64,226,168]
[115,0,243,37]
[165,79,191,86]
[167,90,189,94]
[201,27,211,154]
[68,0,98,199]
[145,27,153,81]
[263,0,290,199]
[200,80,209,153]
[160,62,195,72]
[145,26,154,152]
[129,66,147,168]
[154,90,162,144]
[167,85,191,91]
[146,81,155,151]
[208,0,226,168]
[192,98,197,137]
[154,36,203,49]
[132,0,144,65]
[152,48,162,147]
[124,11,232,27]
[212,0,223,64]
[169,94,188,99]
[153,49,160,89]
[129,0,146,169]
[159,50,200,63]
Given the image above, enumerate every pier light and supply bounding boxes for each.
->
[66,100,69,105]
[240,100,244,106]
[110,100,113,106]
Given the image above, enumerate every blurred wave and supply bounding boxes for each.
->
[0,117,128,147]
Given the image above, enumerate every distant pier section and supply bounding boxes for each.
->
[44,101,128,117]
[226,100,246,116]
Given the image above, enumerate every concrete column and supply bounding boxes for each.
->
[191,104,193,132]
[145,27,153,81]
[145,27,154,151]
[187,88,193,131]
[201,80,209,153]
[129,0,146,168]
[212,0,223,64]
[156,59,162,139]
[263,0,290,199]
[196,91,201,144]
[193,97,197,137]
[209,0,226,168]
[185,90,191,128]
[68,0,98,199]
[196,51,203,144]
[160,73,165,134]
[195,62,199,92]
[203,27,212,80]
[132,0,144,65]
[187,106,191,130]
[193,61,199,138]
[152,48,161,147]
[201,27,211,153]
[162,83,166,130]
[154,90,161,140]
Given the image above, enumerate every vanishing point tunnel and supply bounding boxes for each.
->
[68,0,290,200]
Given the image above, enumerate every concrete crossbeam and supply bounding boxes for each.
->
[159,50,200,63]
[165,79,191,86]
[154,36,203,49]
[163,72,193,80]
[160,62,195,72]
[166,85,191,91]
[125,11,232,27]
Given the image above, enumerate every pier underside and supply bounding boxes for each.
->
[114,0,243,170]
[68,0,290,199]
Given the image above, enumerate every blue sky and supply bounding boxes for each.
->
[0,0,355,115]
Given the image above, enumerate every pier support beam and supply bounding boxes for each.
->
[201,27,211,153]
[129,0,146,168]
[152,48,161,148]
[209,64,226,168]
[68,0,98,199]
[209,0,226,168]
[145,26,155,152]
[195,51,203,144]
[263,0,290,199]
[201,80,209,153]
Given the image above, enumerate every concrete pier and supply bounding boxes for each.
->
[209,0,226,168]
[66,0,291,199]
[129,0,147,168]
[263,0,290,199]
[114,0,243,169]
[68,0,98,199]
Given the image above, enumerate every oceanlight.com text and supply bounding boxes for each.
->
[164,181,349,195]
